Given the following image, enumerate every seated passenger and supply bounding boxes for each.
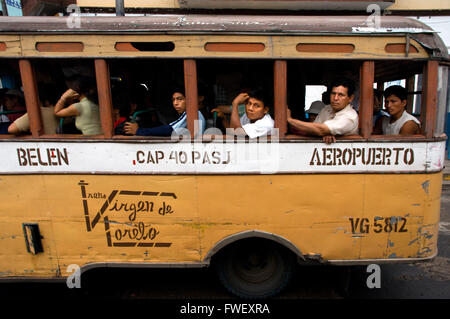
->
[211,89,274,139]
[4,89,26,122]
[54,76,102,135]
[129,84,162,129]
[287,78,358,144]
[373,89,388,126]
[8,83,59,135]
[123,89,206,136]
[379,85,420,135]
[0,88,10,134]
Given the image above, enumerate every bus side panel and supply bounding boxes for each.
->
[0,176,58,277]
[360,172,441,260]
[0,175,202,278]
[197,174,365,261]
[197,174,440,262]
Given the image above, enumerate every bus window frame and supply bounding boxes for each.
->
[369,60,438,140]
[2,58,439,142]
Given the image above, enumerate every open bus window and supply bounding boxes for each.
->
[372,60,424,138]
[16,59,99,137]
[0,59,26,135]
[47,60,100,136]
[285,60,362,141]
[197,59,274,138]
[108,59,185,138]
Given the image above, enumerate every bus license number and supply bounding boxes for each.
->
[349,217,408,234]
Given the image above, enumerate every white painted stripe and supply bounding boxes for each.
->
[0,140,445,174]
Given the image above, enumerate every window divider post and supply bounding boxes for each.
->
[19,59,43,138]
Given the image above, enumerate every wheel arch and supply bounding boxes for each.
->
[203,230,305,264]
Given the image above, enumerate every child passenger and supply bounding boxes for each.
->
[211,89,274,138]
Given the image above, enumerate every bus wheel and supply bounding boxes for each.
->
[216,239,294,299]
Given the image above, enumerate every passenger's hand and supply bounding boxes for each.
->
[61,89,80,102]
[286,108,292,120]
[232,93,249,106]
[210,108,224,118]
[322,135,336,144]
[124,122,139,135]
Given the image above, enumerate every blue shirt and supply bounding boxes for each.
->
[170,111,206,134]
[136,111,206,136]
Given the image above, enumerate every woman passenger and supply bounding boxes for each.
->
[8,83,59,135]
[54,76,102,135]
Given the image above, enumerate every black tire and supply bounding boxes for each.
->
[215,239,294,299]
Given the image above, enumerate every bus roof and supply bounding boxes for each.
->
[0,15,447,59]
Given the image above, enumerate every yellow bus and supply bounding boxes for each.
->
[0,14,448,298]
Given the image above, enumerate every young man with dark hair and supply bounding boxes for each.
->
[287,77,359,144]
[378,85,420,135]
[123,89,206,136]
[212,89,274,139]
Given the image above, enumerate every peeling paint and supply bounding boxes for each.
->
[388,240,395,247]
[0,235,17,240]
[418,247,433,256]
[388,253,398,258]
[408,238,419,246]
[421,180,430,194]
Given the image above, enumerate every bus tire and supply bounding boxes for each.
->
[215,239,294,299]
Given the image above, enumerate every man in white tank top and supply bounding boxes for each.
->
[381,85,420,135]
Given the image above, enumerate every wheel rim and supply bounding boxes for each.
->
[232,246,279,284]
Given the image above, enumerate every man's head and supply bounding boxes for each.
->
[171,90,186,115]
[329,78,355,112]
[383,85,407,118]
[4,89,24,109]
[38,83,60,107]
[245,89,270,122]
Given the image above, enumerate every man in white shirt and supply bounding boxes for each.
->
[287,78,359,144]
[213,90,274,139]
